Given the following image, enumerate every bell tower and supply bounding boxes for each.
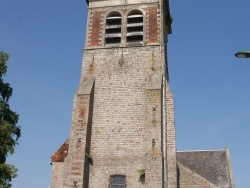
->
[50,0,177,187]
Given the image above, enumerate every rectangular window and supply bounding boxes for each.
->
[109,175,126,188]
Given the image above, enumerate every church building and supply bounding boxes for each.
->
[50,0,235,187]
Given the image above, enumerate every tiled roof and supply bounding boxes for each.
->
[177,149,233,187]
[51,140,69,162]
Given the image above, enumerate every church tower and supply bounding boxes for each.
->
[50,0,177,187]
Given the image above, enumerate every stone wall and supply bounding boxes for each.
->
[81,46,167,187]
[50,0,175,187]
[88,0,159,8]
[165,83,177,188]
[50,162,66,188]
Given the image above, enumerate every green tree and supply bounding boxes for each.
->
[0,51,20,188]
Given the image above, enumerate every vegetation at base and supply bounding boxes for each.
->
[0,51,20,187]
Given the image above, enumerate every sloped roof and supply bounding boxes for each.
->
[51,140,69,162]
[177,162,217,187]
[177,149,233,187]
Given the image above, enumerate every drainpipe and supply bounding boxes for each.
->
[159,0,167,187]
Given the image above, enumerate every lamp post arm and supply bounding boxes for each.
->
[235,50,250,58]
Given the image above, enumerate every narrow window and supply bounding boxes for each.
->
[127,10,143,45]
[109,175,126,188]
[105,12,122,45]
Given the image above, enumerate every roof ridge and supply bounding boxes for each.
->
[177,149,225,152]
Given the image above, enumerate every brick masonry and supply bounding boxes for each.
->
[86,4,161,48]
[50,0,176,187]
[87,10,104,47]
[145,7,160,43]
[50,0,234,188]
[51,44,176,188]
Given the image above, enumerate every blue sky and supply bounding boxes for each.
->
[1,0,250,187]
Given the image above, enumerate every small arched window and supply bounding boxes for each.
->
[126,10,143,45]
[105,12,122,45]
[109,175,126,188]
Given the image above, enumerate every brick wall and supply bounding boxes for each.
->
[165,83,177,188]
[146,7,160,43]
[79,46,167,187]
[50,162,66,188]
[51,1,174,187]
[87,10,104,47]
[86,5,160,48]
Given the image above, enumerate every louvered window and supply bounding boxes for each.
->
[109,175,126,188]
[127,11,143,45]
[105,12,122,45]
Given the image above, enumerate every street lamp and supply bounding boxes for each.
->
[235,50,250,58]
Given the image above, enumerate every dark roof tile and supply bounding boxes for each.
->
[177,149,232,187]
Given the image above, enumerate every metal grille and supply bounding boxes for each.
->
[109,175,126,188]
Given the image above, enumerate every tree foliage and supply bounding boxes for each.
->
[0,51,20,187]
